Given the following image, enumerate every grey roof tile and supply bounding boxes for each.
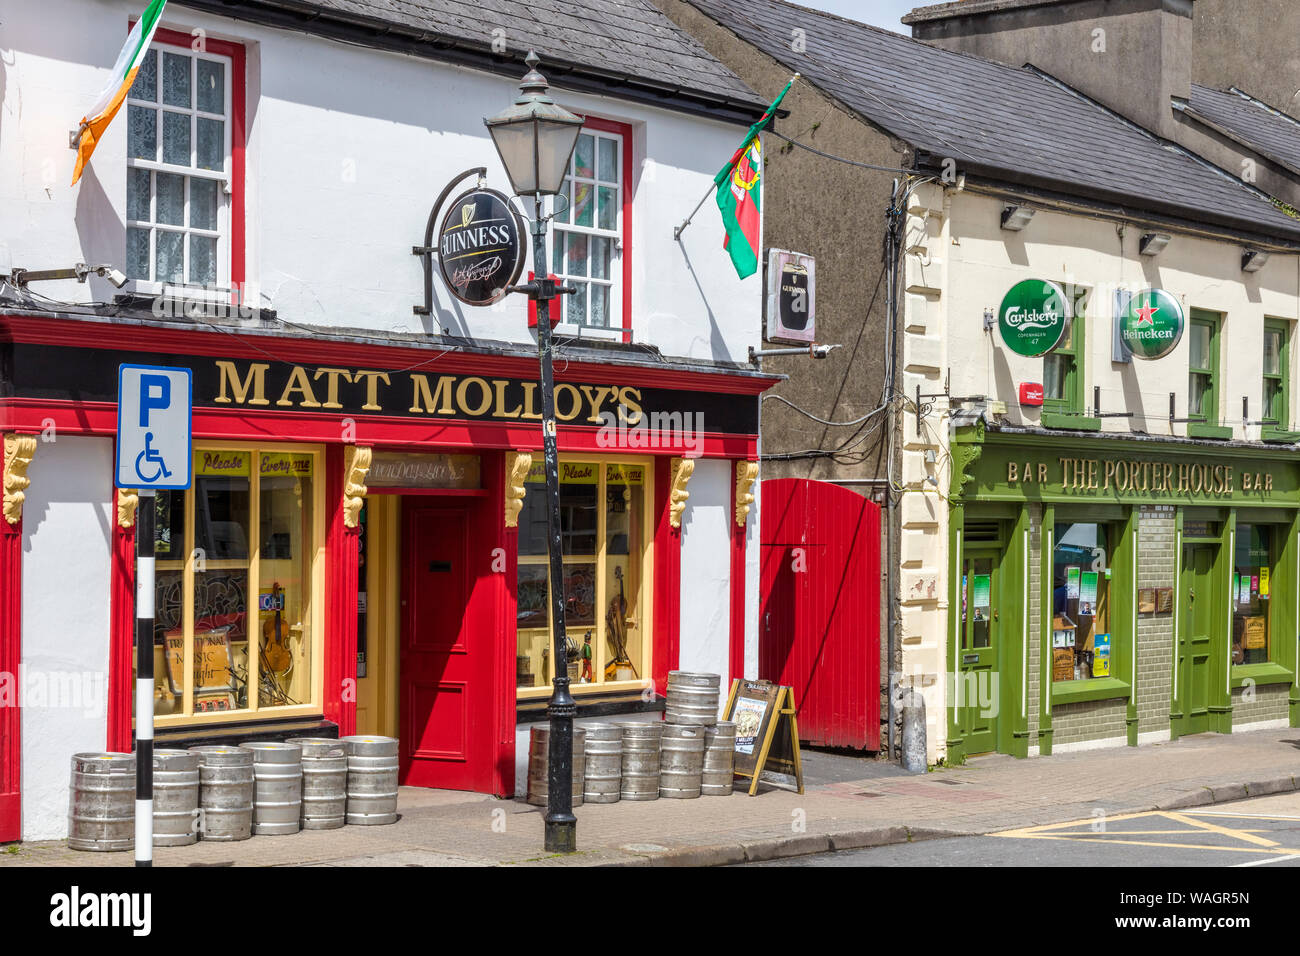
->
[236,0,763,109]
[686,0,1300,241]
[1187,85,1300,175]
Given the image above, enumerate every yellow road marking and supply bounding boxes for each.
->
[1161,810,1280,848]
[1186,810,1300,821]
[995,832,1300,855]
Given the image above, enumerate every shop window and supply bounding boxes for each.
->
[125,35,237,287]
[515,458,651,694]
[551,120,627,331]
[1187,310,1229,438]
[1262,319,1292,440]
[1051,522,1113,682]
[138,447,322,724]
[1233,525,1272,666]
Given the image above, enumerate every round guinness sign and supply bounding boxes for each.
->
[437,188,526,306]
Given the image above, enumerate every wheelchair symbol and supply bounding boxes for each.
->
[134,431,173,483]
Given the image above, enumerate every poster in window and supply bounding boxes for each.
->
[1157,587,1174,613]
[1079,571,1098,606]
[1243,616,1267,650]
[1251,574,1260,600]
[972,574,991,614]
[1066,567,1080,600]
[1138,588,1156,613]
[1093,633,1111,677]
[516,565,549,629]
[1260,567,1270,598]
[1052,647,1074,681]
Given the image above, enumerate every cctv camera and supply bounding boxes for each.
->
[94,265,129,289]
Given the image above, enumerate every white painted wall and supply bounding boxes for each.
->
[20,437,114,841]
[678,459,732,692]
[1,0,762,365]
[945,190,1300,438]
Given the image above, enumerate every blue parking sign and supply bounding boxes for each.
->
[116,364,192,490]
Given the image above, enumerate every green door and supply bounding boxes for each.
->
[958,550,1000,754]
[1175,543,1217,737]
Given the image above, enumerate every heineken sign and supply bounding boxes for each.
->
[1119,288,1184,360]
[437,187,525,306]
[998,280,1070,357]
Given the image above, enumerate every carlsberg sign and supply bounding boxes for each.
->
[998,280,1070,357]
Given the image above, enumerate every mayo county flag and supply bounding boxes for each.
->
[71,0,168,185]
[713,76,795,279]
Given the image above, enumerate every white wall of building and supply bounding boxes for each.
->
[678,458,732,692]
[945,190,1300,437]
[0,0,761,365]
[20,437,114,841]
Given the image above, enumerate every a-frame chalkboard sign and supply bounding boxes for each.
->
[723,678,804,796]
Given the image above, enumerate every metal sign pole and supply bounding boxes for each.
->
[135,488,155,866]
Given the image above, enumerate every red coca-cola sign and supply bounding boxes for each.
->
[1019,382,1044,406]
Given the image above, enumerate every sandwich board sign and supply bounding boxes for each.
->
[723,678,804,796]
[115,365,192,490]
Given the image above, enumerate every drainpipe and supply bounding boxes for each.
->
[884,180,903,761]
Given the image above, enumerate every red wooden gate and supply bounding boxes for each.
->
[760,478,881,751]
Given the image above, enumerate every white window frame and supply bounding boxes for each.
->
[125,42,233,296]
[548,127,625,340]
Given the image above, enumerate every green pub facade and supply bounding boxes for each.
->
[948,423,1300,761]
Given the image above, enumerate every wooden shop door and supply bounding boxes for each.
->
[1175,543,1218,738]
[957,549,1001,756]
[400,501,490,790]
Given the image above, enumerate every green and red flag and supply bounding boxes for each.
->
[714,76,796,279]
[71,0,169,185]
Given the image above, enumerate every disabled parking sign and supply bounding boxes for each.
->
[116,364,192,490]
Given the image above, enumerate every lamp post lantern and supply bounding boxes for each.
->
[485,51,585,854]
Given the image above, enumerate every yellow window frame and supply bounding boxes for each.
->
[516,452,655,701]
[150,440,326,727]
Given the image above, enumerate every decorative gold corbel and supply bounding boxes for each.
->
[2,434,36,526]
[117,488,140,529]
[342,445,372,529]
[504,451,533,528]
[669,457,695,529]
[734,460,759,527]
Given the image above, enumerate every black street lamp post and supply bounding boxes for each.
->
[485,52,585,854]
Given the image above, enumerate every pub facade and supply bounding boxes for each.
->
[0,0,772,841]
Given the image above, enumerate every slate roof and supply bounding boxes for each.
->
[684,0,1300,243]
[176,0,765,121]
[1183,86,1300,176]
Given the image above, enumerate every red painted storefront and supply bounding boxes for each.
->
[0,311,771,841]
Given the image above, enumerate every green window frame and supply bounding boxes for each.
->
[1041,289,1099,430]
[1262,318,1296,442]
[1044,507,1134,707]
[1188,309,1231,440]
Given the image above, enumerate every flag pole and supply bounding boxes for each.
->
[673,182,717,241]
[672,73,798,241]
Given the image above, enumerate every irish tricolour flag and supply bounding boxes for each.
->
[71,0,168,185]
[713,76,795,279]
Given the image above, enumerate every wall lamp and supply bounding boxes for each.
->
[1000,204,1036,231]
[1139,233,1171,256]
[1242,249,1270,273]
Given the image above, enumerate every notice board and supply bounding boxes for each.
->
[723,679,804,796]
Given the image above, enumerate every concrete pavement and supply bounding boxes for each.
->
[7,724,1300,867]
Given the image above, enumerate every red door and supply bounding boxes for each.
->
[400,502,493,790]
[760,478,881,751]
